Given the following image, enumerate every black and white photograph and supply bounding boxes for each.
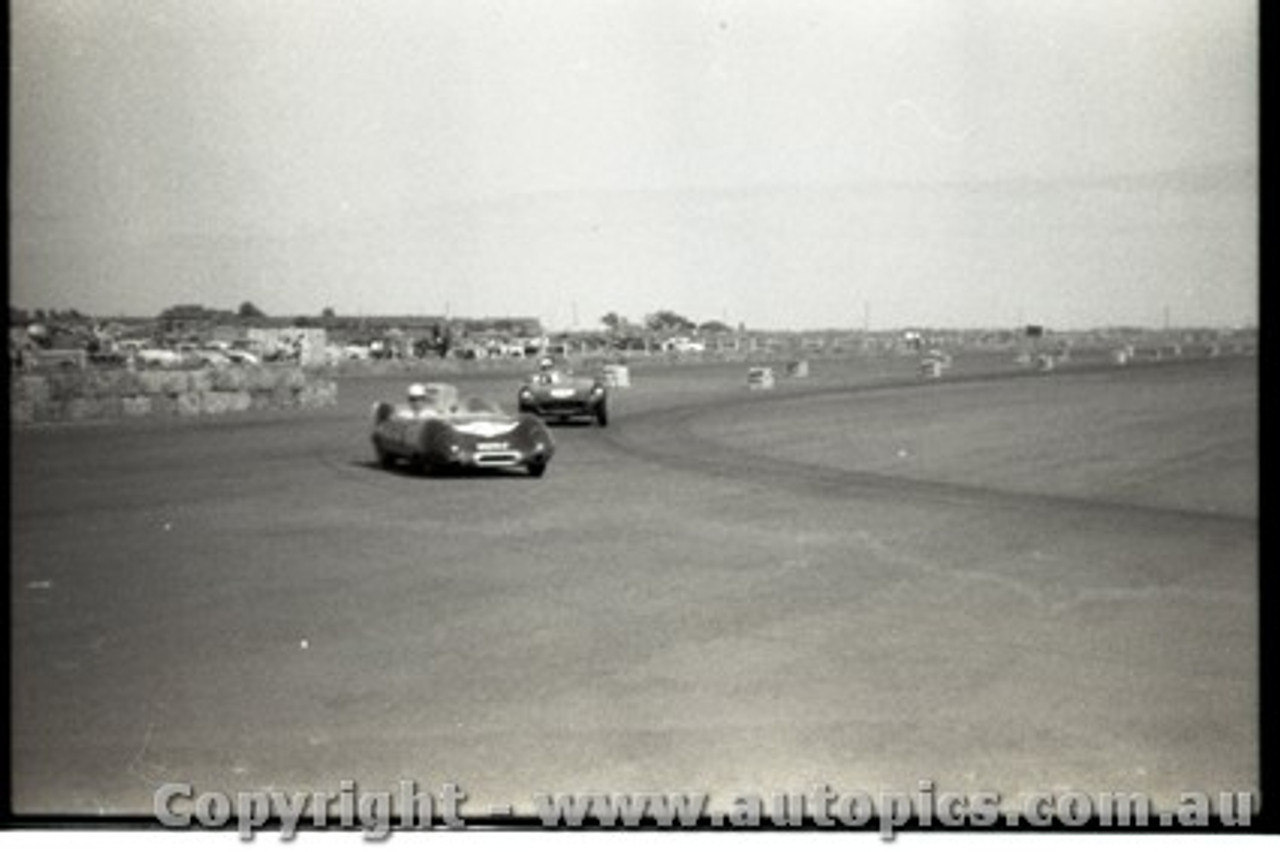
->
[9,0,1258,840]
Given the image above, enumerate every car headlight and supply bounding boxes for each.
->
[590,385,605,396]
[518,388,533,400]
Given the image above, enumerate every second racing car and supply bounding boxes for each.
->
[517,359,609,426]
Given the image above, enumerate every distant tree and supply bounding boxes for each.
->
[321,306,337,320]
[645,309,695,333]
[160,303,210,320]
[698,320,732,335]
[238,301,267,319]
[601,312,624,332]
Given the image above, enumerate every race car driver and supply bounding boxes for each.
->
[405,383,434,418]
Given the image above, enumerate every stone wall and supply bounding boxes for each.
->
[10,366,337,425]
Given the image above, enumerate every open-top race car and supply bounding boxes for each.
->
[371,383,555,477]
[517,365,609,426]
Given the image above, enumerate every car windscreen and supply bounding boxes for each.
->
[458,396,504,415]
[415,388,451,410]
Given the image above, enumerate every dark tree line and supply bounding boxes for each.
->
[601,309,733,336]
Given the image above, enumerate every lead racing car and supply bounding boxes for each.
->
[517,363,609,426]
[372,383,555,477]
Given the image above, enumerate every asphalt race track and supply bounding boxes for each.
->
[11,356,1257,819]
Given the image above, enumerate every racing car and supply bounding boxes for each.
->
[517,367,609,426]
[371,383,555,477]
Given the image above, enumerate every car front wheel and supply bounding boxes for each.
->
[375,444,396,470]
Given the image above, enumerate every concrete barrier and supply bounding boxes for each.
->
[786,359,810,379]
[747,366,776,390]
[10,365,337,425]
[600,364,631,388]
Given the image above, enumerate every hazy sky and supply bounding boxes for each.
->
[10,0,1257,329]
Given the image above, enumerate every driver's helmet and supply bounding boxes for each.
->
[407,383,428,401]
[538,357,555,371]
